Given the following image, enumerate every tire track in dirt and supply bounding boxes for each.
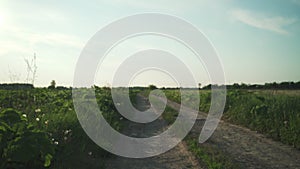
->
[105,95,202,169]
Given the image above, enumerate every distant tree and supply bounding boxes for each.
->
[0,83,34,90]
[48,80,56,89]
[202,84,212,90]
[56,86,70,90]
[148,84,157,90]
[232,83,239,89]
[296,81,300,89]
[240,83,248,89]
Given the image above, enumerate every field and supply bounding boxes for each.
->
[162,89,300,148]
[0,87,123,169]
[0,87,300,168]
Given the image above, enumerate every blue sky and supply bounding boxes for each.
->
[0,0,299,87]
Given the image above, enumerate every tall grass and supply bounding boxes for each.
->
[224,90,300,148]
[163,89,300,149]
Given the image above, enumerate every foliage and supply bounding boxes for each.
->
[148,84,158,90]
[0,87,124,168]
[163,89,300,149]
[224,90,300,148]
[201,81,300,90]
[0,109,54,169]
[186,138,239,169]
[162,106,178,124]
[48,80,56,89]
[0,83,34,90]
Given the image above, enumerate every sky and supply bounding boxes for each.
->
[0,0,300,87]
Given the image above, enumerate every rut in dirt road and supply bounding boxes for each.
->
[105,95,202,169]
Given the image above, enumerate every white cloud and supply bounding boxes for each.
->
[0,21,84,56]
[0,3,83,56]
[230,9,297,34]
[28,33,84,49]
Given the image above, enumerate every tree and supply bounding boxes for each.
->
[48,80,56,89]
[148,84,157,90]
[24,53,38,85]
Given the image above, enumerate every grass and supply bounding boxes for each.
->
[186,137,239,169]
[161,105,178,124]
[162,89,300,149]
[224,90,300,148]
[160,104,237,169]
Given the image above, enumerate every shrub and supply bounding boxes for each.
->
[0,109,55,169]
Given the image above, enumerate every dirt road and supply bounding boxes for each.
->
[105,95,202,169]
[165,98,300,169]
[106,95,300,169]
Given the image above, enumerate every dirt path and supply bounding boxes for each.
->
[105,95,202,169]
[165,98,300,169]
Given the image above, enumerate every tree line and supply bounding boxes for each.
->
[1,81,300,90]
[201,81,300,90]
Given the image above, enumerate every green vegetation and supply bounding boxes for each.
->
[0,109,54,169]
[148,84,158,90]
[1,83,300,168]
[224,90,300,148]
[0,87,124,168]
[48,80,56,89]
[163,89,300,149]
[201,81,300,90]
[160,99,237,169]
[161,106,178,124]
[186,137,239,169]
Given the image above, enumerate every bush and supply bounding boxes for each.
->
[0,109,55,169]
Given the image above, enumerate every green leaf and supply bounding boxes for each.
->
[44,153,52,167]
[0,109,23,127]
